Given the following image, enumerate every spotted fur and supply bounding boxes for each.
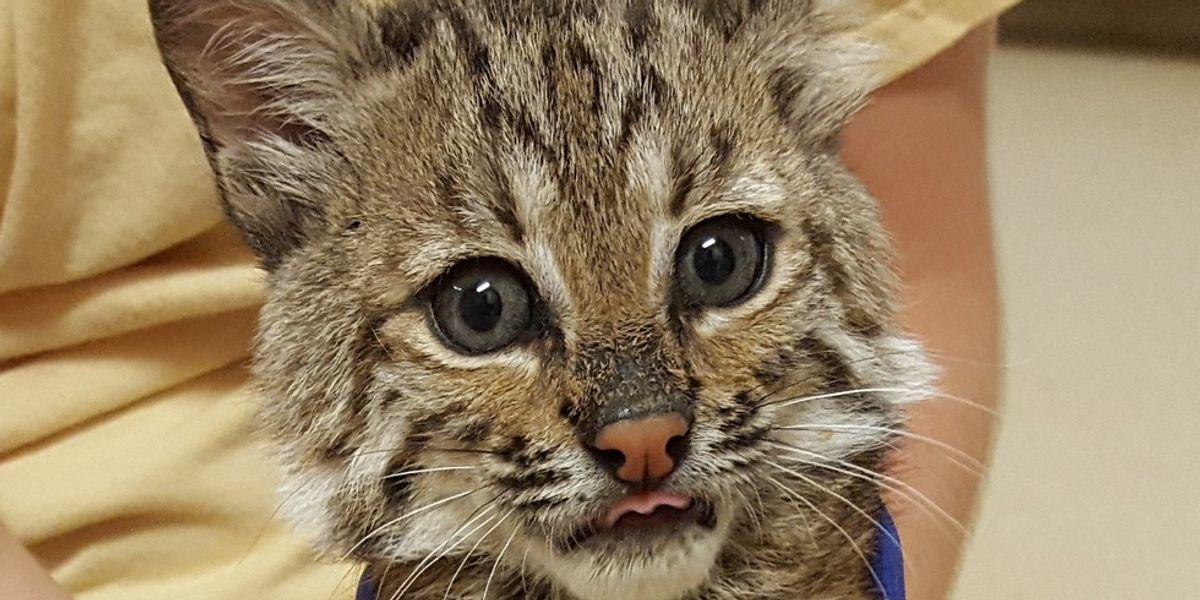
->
[151,1,933,598]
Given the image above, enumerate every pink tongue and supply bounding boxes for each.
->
[602,492,693,528]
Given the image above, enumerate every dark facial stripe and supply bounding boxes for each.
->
[477,158,526,243]
[383,456,418,507]
[316,315,390,461]
[770,66,814,126]
[709,123,735,177]
[796,335,856,392]
[615,65,671,161]
[801,217,845,296]
[512,496,569,511]
[801,218,885,333]
[497,468,570,490]
[668,142,699,217]
[614,87,647,156]
[491,181,526,243]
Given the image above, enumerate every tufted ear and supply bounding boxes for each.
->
[721,0,883,149]
[148,0,375,268]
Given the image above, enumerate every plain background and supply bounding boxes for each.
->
[952,40,1200,599]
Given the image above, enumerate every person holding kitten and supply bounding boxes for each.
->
[1,1,1012,599]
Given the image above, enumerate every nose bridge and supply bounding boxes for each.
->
[572,339,693,442]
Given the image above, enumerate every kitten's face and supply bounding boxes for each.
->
[152,1,931,598]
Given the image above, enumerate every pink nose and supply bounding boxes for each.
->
[590,413,690,485]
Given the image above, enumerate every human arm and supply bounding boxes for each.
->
[841,22,1002,600]
[0,521,73,600]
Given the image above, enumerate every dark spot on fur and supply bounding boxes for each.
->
[506,441,554,470]
[770,67,808,124]
[626,1,657,51]
[713,425,770,451]
[478,94,505,130]
[513,496,569,511]
[752,340,803,392]
[565,36,603,115]
[646,64,671,107]
[404,404,461,452]
[449,417,492,444]
[510,107,554,164]
[445,8,492,79]
[499,436,528,457]
[695,0,769,41]
[376,4,433,67]
[320,434,357,462]
[383,457,417,506]
[498,468,570,490]
[559,399,578,422]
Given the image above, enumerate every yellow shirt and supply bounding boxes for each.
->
[0,2,1018,598]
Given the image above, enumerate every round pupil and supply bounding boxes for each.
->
[693,236,737,284]
[459,281,504,332]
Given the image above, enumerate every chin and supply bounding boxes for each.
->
[529,499,734,600]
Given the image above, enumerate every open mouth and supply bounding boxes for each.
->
[559,492,718,552]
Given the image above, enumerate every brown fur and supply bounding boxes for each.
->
[150,1,933,598]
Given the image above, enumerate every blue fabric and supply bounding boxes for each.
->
[356,575,376,600]
[872,505,907,600]
[355,508,906,600]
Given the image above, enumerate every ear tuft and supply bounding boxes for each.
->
[739,0,886,148]
[149,0,359,151]
[149,0,370,268]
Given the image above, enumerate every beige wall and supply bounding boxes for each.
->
[953,45,1200,598]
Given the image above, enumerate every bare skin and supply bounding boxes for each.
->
[1,22,999,600]
[842,22,1002,600]
[0,523,73,600]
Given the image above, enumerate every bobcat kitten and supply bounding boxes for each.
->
[150,1,933,598]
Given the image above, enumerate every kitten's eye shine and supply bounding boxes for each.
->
[431,259,533,354]
[676,216,769,308]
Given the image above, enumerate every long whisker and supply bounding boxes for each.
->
[519,547,532,596]
[393,499,507,599]
[756,387,897,410]
[762,475,888,597]
[740,347,922,406]
[443,509,514,600]
[760,385,998,417]
[765,460,900,550]
[764,475,817,545]
[354,447,504,458]
[772,424,986,476]
[483,526,519,599]
[343,486,486,560]
[381,466,481,480]
[766,441,966,537]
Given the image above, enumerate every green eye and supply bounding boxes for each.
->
[675,216,768,307]
[431,259,533,354]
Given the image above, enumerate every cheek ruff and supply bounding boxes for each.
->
[354,506,906,600]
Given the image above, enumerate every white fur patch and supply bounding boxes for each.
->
[525,513,732,600]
